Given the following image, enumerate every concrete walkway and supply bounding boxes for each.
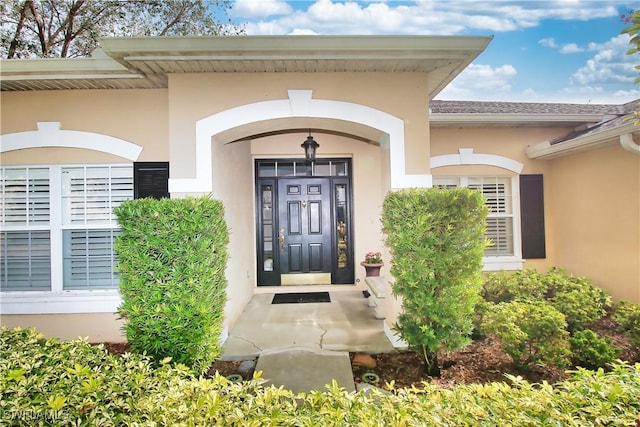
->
[255,347,356,393]
[221,290,394,393]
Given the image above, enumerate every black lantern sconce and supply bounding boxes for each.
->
[301,132,319,163]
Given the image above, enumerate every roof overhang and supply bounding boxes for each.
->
[0,35,492,95]
[525,121,640,159]
[430,113,605,128]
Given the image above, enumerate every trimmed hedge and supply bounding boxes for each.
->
[114,196,229,374]
[382,188,488,373]
[2,327,640,426]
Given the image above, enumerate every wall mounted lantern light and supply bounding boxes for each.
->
[301,132,319,162]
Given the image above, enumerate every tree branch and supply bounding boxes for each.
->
[7,2,29,58]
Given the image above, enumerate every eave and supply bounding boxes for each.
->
[0,35,492,95]
[430,113,605,128]
[525,121,640,159]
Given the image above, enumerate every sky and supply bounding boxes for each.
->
[224,0,639,105]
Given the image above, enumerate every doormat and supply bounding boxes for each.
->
[272,292,331,304]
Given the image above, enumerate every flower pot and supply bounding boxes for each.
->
[361,262,384,277]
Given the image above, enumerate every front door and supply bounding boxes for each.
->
[256,159,353,286]
[278,178,332,284]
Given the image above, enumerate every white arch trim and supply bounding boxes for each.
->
[169,89,431,193]
[431,148,524,173]
[0,122,143,161]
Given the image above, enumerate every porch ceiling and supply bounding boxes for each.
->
[1,35,492,97]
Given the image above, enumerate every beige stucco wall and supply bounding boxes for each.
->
[0,313,125,342]
[212,138,255,334]
[166,72,431,182]
[548,144,640,302]
[1,89,169,161]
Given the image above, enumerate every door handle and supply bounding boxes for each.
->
[279,228,285,252]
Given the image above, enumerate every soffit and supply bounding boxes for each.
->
[1,35,492,95]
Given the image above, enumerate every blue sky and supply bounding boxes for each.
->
[226,0,639,104]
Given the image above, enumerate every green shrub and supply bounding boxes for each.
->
[613,300,640,349]
[544,268,611,331]
[482,269,549,303]
[2,327,640,426]
[482,268,611,332]
[382,188,489,374]
[482,301,571,369]
[114,196,229,373]
[569,329,620,370]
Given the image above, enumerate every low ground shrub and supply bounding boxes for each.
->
[482,301,571,369]
[2,327,640,426]
[544,268,611,332]
[482,269,548,303]
[482,268,611,332]
[613,300,640,350]
[569,329,620,370]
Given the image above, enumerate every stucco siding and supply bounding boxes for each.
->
[166,72,431,183]
[549,144,640,302]
[0,313,125,342]
[1,89,169,161]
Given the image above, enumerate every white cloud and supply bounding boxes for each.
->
[571,35,637,85]
[437,63,517,100]
[559,43,584,54]
[539,38,558,48]
[231,0,292,18]
[539,39,585,54]
[232,1,628,36]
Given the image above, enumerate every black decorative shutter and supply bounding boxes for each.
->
[134,162,169,199]
[520,174,546,259]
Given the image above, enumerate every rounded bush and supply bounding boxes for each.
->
[569,329,619,370]
[613,301,640,350]
[482,300,571,369]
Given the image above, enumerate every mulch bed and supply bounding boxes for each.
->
[100,315,638,390]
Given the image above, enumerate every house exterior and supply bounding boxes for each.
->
[1,36,638,344]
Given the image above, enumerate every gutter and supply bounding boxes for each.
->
[525,122,639,159]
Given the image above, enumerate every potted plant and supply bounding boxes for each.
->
[361,251,384,277]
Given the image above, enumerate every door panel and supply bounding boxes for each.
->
[278,178,332,277]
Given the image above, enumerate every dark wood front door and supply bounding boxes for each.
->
[278,178,332,284]
[255,159,354,286]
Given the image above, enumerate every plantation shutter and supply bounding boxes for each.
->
[61,166,133,289]
[63,229,119,289]
[520,174,546,259]
[134,162,169,199]
[0,168,51,291]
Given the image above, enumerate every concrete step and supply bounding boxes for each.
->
[255,346,356,394]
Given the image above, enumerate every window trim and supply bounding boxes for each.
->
[1,163,132,314]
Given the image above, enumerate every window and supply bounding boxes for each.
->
[433,176,520,261]
[0,165,133,292]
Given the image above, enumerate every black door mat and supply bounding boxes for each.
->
[272,292,331,304]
